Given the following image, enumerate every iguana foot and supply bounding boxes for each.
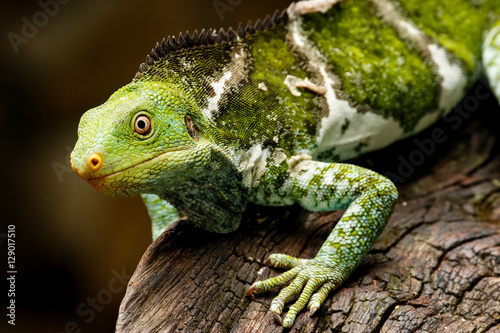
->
[246,253,344,328]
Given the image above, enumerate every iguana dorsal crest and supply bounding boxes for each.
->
[134,9,289,80]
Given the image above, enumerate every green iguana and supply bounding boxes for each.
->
[70,0,500,328]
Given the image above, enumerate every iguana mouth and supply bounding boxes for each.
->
[85,148,187,192]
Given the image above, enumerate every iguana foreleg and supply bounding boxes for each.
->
[246,161,398,327]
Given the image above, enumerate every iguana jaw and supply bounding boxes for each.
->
[71,148,188,196]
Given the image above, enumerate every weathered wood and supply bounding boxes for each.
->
[116,91,500,332]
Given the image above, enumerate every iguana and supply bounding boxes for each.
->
[70,0,500,328]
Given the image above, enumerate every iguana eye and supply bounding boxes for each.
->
[134,115,151,134]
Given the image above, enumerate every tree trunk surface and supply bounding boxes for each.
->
[116,92,500,332]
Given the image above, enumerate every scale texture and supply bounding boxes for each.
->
[71,0,500,328]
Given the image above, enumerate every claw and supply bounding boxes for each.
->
[309,306,319,317]
[272,311,283,325]
[245,283,257,296]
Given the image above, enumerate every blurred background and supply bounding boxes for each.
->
[0,0,292,331]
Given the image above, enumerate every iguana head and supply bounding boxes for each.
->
[71,15,290,198]
[71,80,208,196]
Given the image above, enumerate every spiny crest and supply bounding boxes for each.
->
[134,9,289,79]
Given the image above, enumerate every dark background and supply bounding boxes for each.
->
[0,1,292,332]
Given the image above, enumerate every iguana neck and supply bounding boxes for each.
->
[158,148,247,233]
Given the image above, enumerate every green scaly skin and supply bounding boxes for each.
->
[71,0,500,328]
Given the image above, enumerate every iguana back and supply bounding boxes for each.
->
[133,0,499,163]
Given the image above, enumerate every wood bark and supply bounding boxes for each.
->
[116,90,500,332]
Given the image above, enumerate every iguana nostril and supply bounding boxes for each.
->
[87,152,103,172]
